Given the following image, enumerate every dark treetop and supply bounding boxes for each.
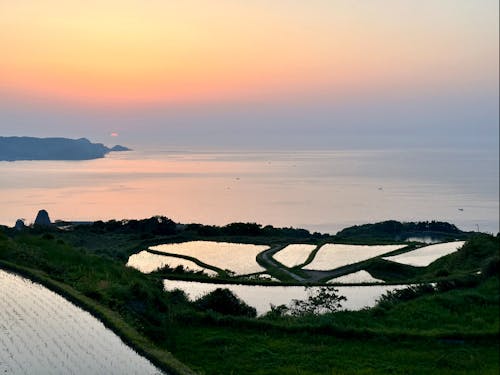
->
[0,136,131,161]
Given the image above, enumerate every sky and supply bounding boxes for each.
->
[0,0,498,149]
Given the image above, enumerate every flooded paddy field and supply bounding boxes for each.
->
[304,244,407,271]
[0,270,164,375]
[383,241,465,267]
[127,250,217,275]
[149,241,268,275]
[163,279,406,316]
[272,244,317,267]
[327,270,384,284]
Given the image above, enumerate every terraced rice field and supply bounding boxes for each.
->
[272,244,317,267]
[327,270,384,284]
[149,241,268,275]
[383,241,465,267]
[0,270,163,375]
[127,250,218,276]
[304,244,407,271]
[164,279,406,315]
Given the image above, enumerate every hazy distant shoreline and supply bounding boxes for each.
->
[0,136,130,161]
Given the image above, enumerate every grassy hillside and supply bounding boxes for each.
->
[0,227,498,374]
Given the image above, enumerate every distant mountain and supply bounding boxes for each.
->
[0,136,131,161]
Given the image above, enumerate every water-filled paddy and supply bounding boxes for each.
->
[304,244,407,271]
[163,279,406,315]
[0,270,163,375]
[127,250,218,275]
[327,270,384,284]
[272,244,317,267]
[383,241,465,267]
[150,241,268,275]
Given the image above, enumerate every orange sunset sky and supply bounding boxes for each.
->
[0,0,498,231]
[1,0,498,107]
[0,0,498,150]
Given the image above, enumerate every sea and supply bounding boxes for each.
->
[0,147,498,234]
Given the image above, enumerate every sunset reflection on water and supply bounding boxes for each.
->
[0,149,497,234]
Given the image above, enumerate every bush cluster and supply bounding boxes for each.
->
[194,288,257,317]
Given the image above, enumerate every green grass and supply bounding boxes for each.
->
[171,326,499,375]
[0,228,498,375]
[169,276,499,374]
[300,278,499,336]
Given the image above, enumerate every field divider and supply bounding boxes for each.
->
[256,245,308,282]
[145,249,228,276]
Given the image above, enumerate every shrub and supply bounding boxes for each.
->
[435,268,450,278]
[289,287,346,316]
[41,233,54,240]
[167,289,190,305]
[482,256,500,278]
[435,275,479,292]
[195,288,257,317]
[263,304,290,319]
[376,284,435,309]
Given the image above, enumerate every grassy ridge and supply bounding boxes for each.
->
[172,326,499,375]
[0,232,196,375]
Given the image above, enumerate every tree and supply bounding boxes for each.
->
[195,288,257,317]
[289,286,346,316]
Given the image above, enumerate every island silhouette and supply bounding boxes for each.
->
[0,136,130,161]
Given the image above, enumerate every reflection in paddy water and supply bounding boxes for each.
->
[164,279,406,316]
[0,270,163,375]
[150,241,268,275]
[383,241,465,267]
[127,250,218,275]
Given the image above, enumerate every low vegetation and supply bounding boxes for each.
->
[335,220,469,242]
[194,288,257,317]
[285,286,347,316]
[0,220,498,374]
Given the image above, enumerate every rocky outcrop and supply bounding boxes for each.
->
[34,210,52,226]
[14,219,26,231]
[110,145,131,152]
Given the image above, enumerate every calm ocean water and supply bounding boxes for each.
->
[0,148,498,234]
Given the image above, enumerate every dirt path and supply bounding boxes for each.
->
[256,245,306,282]
[257,246,382,283]
[146,248,227,276]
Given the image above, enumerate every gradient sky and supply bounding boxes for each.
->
[0,0,498,149]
